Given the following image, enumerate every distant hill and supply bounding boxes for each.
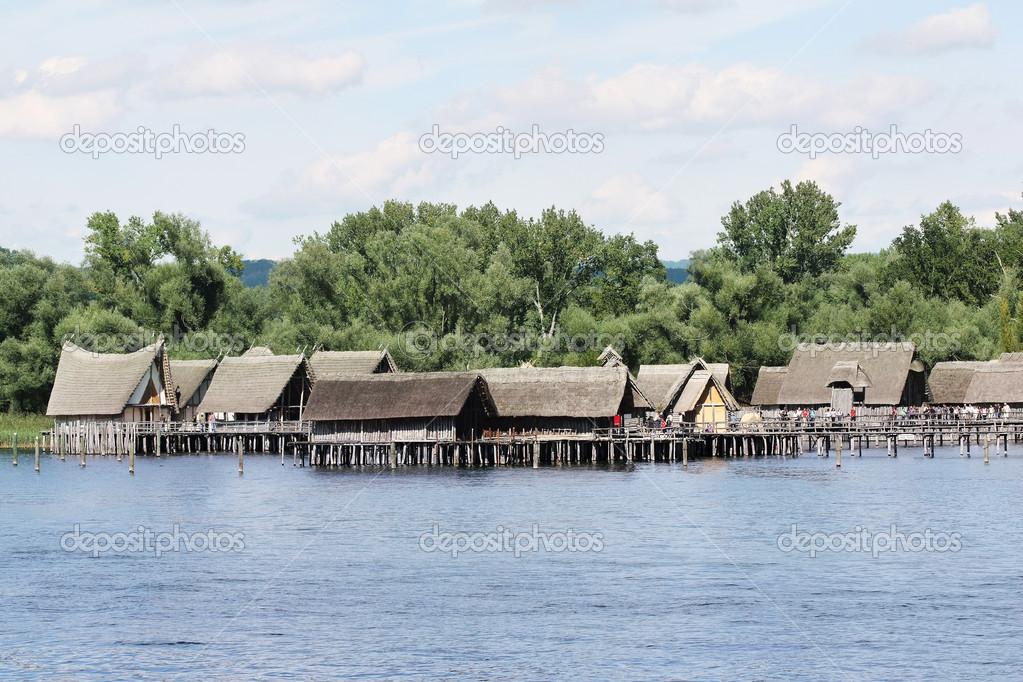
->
[240,259,276,287]
[661,259,690,284]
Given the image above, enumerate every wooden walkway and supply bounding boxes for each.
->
[44,416,1023,466]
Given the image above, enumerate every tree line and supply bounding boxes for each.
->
[2,180,1021,413]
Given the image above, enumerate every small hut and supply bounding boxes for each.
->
[751,342,926,409]
[169,359,218,422]
[479,365,651,434]
[304,372,495,443]
[47,341,176,422]
[963,363,1023,406]
[196,352,313,421]
[750,367,788,407]
[926,361,990,405]
[309,349,396,378]
[637,359,737,424]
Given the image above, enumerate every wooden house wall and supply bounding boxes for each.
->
[691,384,729,425]
[311,417,456,443]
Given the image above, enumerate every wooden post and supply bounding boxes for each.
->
[390,442,397,469]
[836,438,841,468]
[156,429,161,458]
[984,436,989,464]
[237,438,244,475]
[682,439,688,469]
[12,433,17,466]
[532,441,539,469]
[129,442,135,475]
[34,437,40,472]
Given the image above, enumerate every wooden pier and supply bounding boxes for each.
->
[49,420,309,457]
[45,416,1023,467]
[294,416,1023,467]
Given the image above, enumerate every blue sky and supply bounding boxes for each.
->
[1,0,1019,264]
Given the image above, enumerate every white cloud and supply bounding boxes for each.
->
[658,0,735,13]
[580,172,679,225]
[793,155,872,199]
[162,45,366,97]
[0,90,122,139]
[244,131,439,217]
[861,3,998,54]
[448,61,933,133]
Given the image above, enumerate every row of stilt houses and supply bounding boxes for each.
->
[41,337,1023,462]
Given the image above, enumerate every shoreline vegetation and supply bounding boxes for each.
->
[2,182,1023,417]
[0,413,52,448]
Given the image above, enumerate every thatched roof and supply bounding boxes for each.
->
[47,342,174,417]
[963,364,1023,404]
[636,363,691,411]
[636,359,736,414]
[674,370,739,414]
[998,352,1023,363]
[774,343,921,406]
[750,367,788,406]
[309,349,396,378]
[826,361,871,389]
[241,346,274,358]
[196,353,311,414]
[479,366,651,418]
[303,372,495,421]
[927,361,989,404]
[169,359,218,404]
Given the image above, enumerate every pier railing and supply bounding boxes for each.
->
[594,415,1023,440]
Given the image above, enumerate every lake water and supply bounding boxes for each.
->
[1,446,1020,680]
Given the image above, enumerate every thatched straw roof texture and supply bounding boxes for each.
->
[637,359,736,414]
[169,359,218,404]
[196,354,310,414]
[927,361,989,404]
[47,342,172,417]
[750,367,788,406]
[674,370,739,413]
[304,372,494,421]
[309,349,396,378]
[479,366,651,418]
[826,361,871,388]
[775,343,920,406]
[963,364,1023,404]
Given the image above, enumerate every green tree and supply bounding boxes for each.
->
[717,179,856,283]
[888,201,998,306]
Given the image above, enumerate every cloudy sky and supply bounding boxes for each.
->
[1,0,1019,264]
